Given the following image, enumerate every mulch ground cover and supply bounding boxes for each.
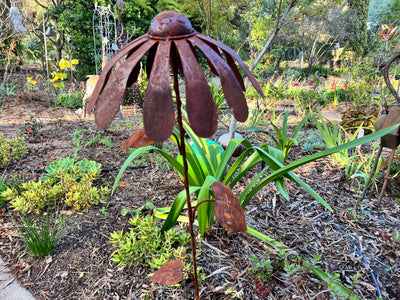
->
[0,69,399,299]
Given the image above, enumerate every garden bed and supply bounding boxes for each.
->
[0,70,399,299]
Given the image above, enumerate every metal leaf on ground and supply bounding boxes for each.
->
[150,260,183,285]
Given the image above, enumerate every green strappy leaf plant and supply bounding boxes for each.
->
[113,122,399,236]
[247,111,310,159]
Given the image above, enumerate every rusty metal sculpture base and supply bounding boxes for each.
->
[360,107,400,207]
[360,145,396,208]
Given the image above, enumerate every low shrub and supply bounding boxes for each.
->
[0,134,28,167]
[1,157,109,213]
[109,215,193,270]
[57,89,84,109]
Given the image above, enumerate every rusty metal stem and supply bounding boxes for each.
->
[358,145,383,212]
[173,68,200,299]
[193,199,215,217]
[377,148,396,207]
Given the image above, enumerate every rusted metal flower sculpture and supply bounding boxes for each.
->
[87,10,263,142]
[88,10,263,300]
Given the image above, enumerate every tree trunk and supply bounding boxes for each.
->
[248,0,299,73]
[229,0,299,139]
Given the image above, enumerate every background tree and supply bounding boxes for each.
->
[347,0,370,58]
[279,0,347,74]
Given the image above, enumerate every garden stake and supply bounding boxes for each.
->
[172,56,200,299]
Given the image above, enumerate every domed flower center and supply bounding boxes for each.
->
[148,10,195,40]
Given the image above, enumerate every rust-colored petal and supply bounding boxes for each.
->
[120,128,155,149]
[87,35,148,113]
[224,51,245,91]
[174,39,217,138]
[150,260,183,285]
[145,43,157,80]
[212,181,247,233]
[143,41,175,142]
[197,33,264,97]
[94,40,157,128]
[189,35,248,122]
[205,41,244,91]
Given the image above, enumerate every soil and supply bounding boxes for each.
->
[0,69,399,300]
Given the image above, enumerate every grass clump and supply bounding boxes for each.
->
[10,206,66,259]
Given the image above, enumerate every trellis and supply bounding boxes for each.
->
[92,3,117,75]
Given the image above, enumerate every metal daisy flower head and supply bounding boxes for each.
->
[88,10,263,143]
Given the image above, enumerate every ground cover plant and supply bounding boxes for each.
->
[1,1,400,300]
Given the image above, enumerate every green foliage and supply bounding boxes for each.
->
[247,228,359,299]
[347,0,370,57]
[20,35,42,64]
[324,87,348,105]
[10,206,66,259]
[109,215,192,269]
[155,0,182,11]
[340,100,380,133]
[48,0,97,78]
[57,89,84,109]
[0,171,6,206]
[70,129,112,160]
[40,157,101,182]
[348,57,376,84]
[297,129,328,153]
[300,64,332,77]
[347,145,383,187]
[0,134,28,167]
[2,158,108,213]
[249,251,285,284]
[115,121,334,236]
[310,112,382,187]
[0,101,4,118]
[115,121,400,237]
[247,111,310,160]
[0,173,25,206]
[208,80,227,109]
[0,82,16,95]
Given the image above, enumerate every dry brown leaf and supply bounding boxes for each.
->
[150,260,183,285]
[212,181,247,233]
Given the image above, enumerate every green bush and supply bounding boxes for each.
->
[323,88,348,104]
[293,89,327,113]
[0,134,28,167]
[110,215,192,269]
[297,130,328,153]
[57,89,84,109]
[1,158,108,213]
